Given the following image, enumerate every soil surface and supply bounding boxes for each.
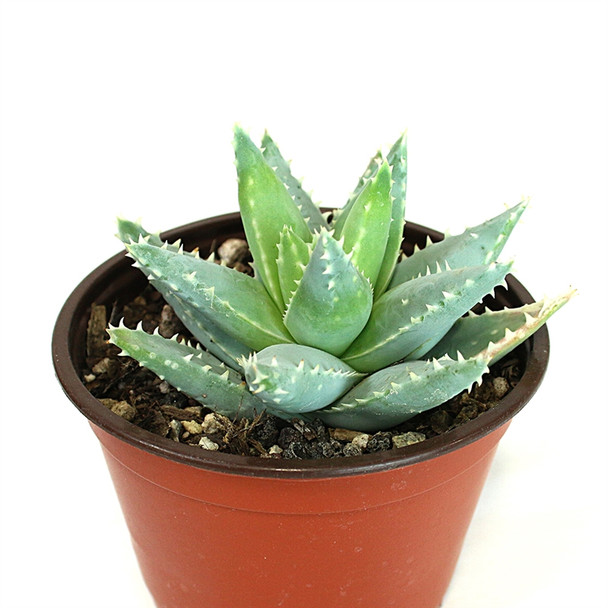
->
[82,239,522,460]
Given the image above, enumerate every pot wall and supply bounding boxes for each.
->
[93,422,509,608]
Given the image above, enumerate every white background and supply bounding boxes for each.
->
[1,1,606,607]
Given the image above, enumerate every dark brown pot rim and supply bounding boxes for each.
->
[52,212,549,480]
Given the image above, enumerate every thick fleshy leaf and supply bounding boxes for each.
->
[234,126,312,310]
[374,132,407,299]
[332,151,382,232]
[317,354,489,432]
[342,262,512,372]
[107,323,274,419]
[165,293,253,371]
[116,220,252,370]
[426,289,575,365]
[333,161,393,287]
[126,238,293,352]
[276,226,312,307]
[117,217,156,246]
[116,218,199,259]
[241,344,364,414]
[283,230,373,356]
[390,201,527,288]
[261,132,328,232]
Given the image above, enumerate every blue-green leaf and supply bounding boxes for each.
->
[333,161,393,287]
[342,262,512,372]
[241,344,364,414]
[261,131,329,232]
[317,354,489,432]
[234,126,313,310]
[276,226,312,307]
[126,238,293,352]
[390,201,527,288]
[108,323,272,419]
[374,132,407,298]
[283,230,373,356]
[426,289,575,365]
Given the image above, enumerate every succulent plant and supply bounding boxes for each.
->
[107,127,572,433]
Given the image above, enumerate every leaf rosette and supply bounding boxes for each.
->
[109,128,573,432]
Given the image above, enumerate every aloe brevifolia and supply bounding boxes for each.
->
[108,127,573,433]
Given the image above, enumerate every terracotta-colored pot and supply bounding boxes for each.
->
[52,213,549,608]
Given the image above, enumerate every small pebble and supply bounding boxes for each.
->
[283,442,308,459]
[92,357,116,376]
[268,445,283,455]
[492,376,510,399]
[252,415,280,447]
[309,418,331,442]
[367,432,392,452]
[198,437,220,451]
[168,419,183,442]
[100,398,137,422]
[86,304,108,359]
[392,432,426,449]
[182,420,203,434]
[330,428,362,442]
[343,443,363,457]
[292,419,317,440]
[159,304,184,338]
[316,441,338,458]
[217,238,249,266]
[202,412,226,434]
[453,403,479,425]
[183,406,203,416]
[351,433,370,450]
[278,427,304,449]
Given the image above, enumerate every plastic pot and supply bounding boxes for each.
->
[52,212,550,608]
